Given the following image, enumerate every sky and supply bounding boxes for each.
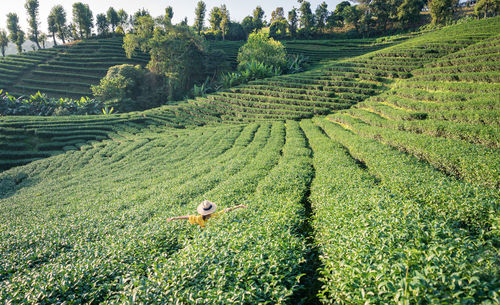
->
[0,0,342,35]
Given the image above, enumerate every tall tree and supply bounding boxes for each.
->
[16,29,25,54]
[96,13,109,36]
[253,6,265,31]
[107,7,119,32]
[47,12,58,45]
[7,13,24,54]
[271,7,285,23]
[49,5,66,44]
[117,9,128,28]
[73,2,93,39]
[132,9,150,30]
[38,32,47,48]
[241,16,254,34]
[397,0,425,28]
[165,6,174,24]
[25,0,41,49]
[194,1,206,35]
[123,17,208,101]
[288,8,298,37]
[315,2,329,32]
[475,0,500,18]
[209,7,222,31]
[0,29,8,57]
[428,0,458,24]
[299,1,314,35]
[220,5,230,40]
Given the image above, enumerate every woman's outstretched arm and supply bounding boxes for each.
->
[222,205,248,213]
[167,216,190,222]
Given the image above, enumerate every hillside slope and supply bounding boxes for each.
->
[0,37,149,99]
[1,18,499,172]
[0,17,499,304]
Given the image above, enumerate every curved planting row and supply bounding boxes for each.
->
[0,48,61,91]
[330,28,500,188]
[0,104,220,172]
[3,37,149,99]
[0,120,318,304]
[301,118,499,303]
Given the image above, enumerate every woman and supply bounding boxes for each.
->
[167,200,247,228]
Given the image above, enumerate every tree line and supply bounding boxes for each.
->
[1,0,499,56]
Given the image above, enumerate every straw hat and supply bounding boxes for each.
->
[197,200,217,215]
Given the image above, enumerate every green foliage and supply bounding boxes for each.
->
[475,0,500,18]
[237,31,287,72]
[429,0,459,24]
[72,2,93,39]
[0,89,102,116]
[299,1,315,37]
[194,1,206,34]
[106,7,119,32]
[25,0,41,50]
[0,30,8,57]
[304,118,500,304]
[124,18,210,101]
[91,64,145,110]
[6,13,23,54]
[269,19,288,40]
[96,13,109,36]
[253,6,266,31]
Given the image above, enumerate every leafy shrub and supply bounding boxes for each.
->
[220,62,281,88]
[237,31,287,72]
[91,64,145,101]
[0,90,103,116]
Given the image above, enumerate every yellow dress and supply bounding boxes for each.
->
[188,212,222,228]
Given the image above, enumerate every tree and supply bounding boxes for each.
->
[25,0,41,49]
[117,9,128,30]
[227,22,246,40]
[475,0,500,18]
[132,9,150,29]
[253,6,265,31]
[428,0,459,24]
[96,13,109,36]
[47,13,58,45]
[7,13,24,54]
[49,5,66,44]
[194,1,206,35]
[269,19,288,39]
[38,32,47,48]
[315,2,329,32]
[342,5,362,31]
[271,7,285,23]
[397,0,425,28]
[220,5,230,40]
[241,16,254,35]
[0,29,8,57]
[288,8,298,37]
[73,2,93,39]
[165,6,174,24]
[107,7,119,32]
[123,17,208,101]
[299,1,314,36]
[209,7,222,31]
[237,31,287,71]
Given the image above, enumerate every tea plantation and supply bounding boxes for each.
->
[0,17,499,304]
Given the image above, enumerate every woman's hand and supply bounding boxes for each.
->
[166,217,173,222]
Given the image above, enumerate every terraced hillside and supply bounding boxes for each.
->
[0,103,221,171]
[1,18,499,172]
[0,17,499,304]
[0,37,149,99]
[330,33,500,188]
